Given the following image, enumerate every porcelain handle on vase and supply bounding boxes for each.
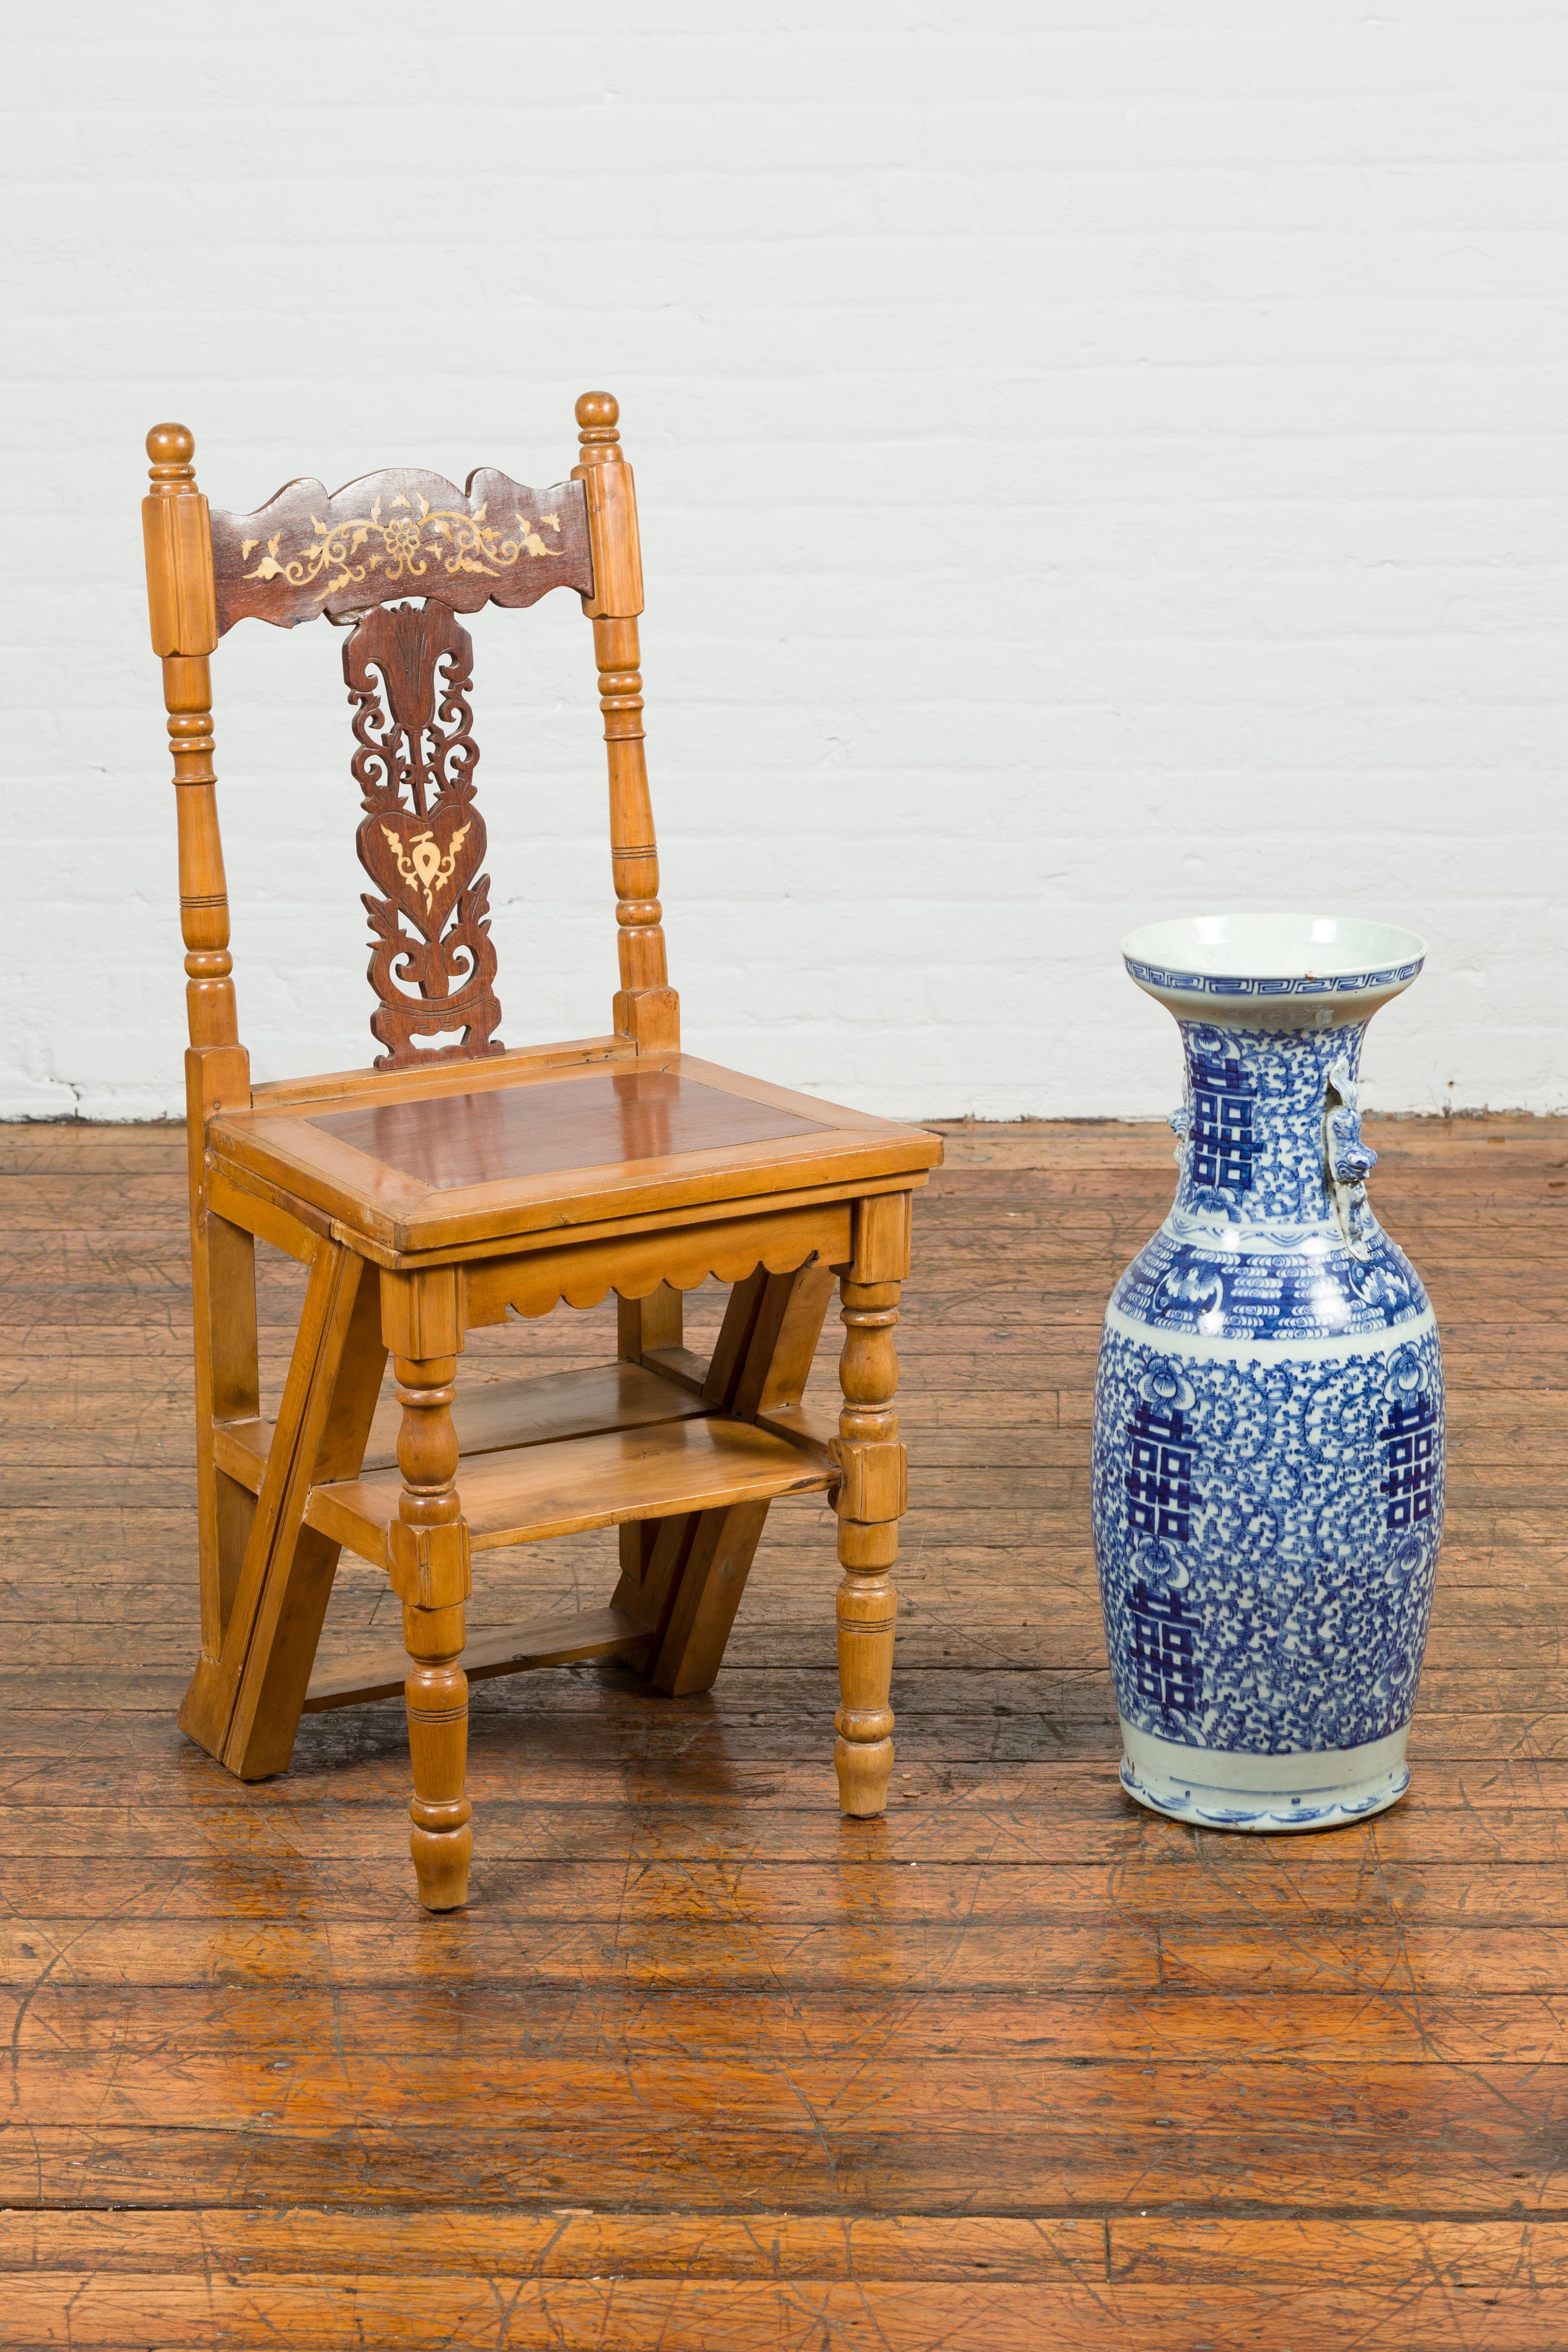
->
[1324,1059,1378,1260]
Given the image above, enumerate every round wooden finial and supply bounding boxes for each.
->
[146,421,195,466]
[575,391,619,432]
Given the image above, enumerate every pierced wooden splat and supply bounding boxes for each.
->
[345,600,503,1071]
[210,467,594,633]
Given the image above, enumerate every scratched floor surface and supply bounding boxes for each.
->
[2,1115,1567,2349]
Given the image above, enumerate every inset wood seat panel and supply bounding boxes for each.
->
[211,1361,708,1497]
[310,1067,831,1191]
[307,1415,833,1565]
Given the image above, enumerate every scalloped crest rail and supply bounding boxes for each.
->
[139,394,942,1915]
[210,467,594,633]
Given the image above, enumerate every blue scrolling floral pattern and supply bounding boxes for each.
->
[1113,1222,1426,1345]
[1092,1005,1446,1771]
[1174,1021,1364,1225]
[1108,1017,1434,1345]
[1093,1332,1445,1754]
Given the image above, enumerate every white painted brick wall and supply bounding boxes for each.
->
[5,0,1566,1122]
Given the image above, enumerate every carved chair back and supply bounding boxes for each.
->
[142,394,677,1095]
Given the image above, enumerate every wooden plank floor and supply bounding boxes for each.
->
[1,1114,1566,2350]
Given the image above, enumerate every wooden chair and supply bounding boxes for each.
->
[140,394,941,1909]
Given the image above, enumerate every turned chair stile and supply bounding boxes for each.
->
[141,395,940,1910]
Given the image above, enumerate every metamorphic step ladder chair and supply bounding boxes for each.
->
[141,393,941,1909]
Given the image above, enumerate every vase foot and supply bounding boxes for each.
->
[1118,1722,1411,1833]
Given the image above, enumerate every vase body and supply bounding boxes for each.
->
[1092,916,1443,1831]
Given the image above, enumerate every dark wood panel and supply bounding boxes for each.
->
[210,466,594,632]
[346,598,504,1070]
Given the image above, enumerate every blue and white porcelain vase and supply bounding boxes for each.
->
[1091,914,1443,1831]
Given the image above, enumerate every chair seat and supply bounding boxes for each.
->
[147,398,935,1905]
[207,1050,940,1259]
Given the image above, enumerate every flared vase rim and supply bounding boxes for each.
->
[1121,912,1427,1004]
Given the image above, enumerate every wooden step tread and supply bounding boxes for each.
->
[212,1361,709,1495]
[303,1606,652,1713]
[307,1415,834,1564]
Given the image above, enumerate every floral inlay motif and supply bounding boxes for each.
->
[379,820,473,914]
[240,491,567,605]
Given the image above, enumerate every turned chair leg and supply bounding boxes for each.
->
[833,1272,906,1816]
[389,1348,473,1911]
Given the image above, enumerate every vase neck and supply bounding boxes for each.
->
[1173,1018,1369,1228]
